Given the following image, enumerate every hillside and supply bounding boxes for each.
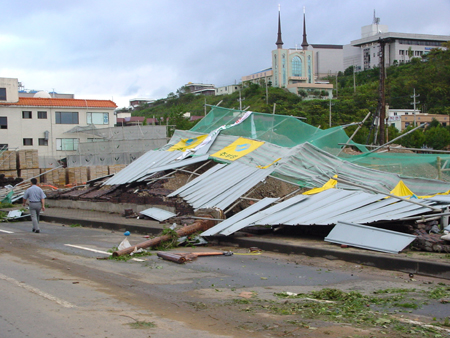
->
[130,46,450,148]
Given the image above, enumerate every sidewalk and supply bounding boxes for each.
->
[35,206,450,280]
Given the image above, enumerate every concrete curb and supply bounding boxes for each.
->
[40,214,450,280]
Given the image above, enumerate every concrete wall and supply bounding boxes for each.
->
[0,77,19,103]
[45,199,176,214]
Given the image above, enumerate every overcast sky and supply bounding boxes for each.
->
[1,0,449,108]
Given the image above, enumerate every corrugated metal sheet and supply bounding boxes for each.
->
[164,130,450,196]
[139,207,176,222]
[201,197,279,237]
[253,189,447,226]
[324,221,417,254]
[103,150,182,185]
[137,154,210,182]
[168,161,274,211]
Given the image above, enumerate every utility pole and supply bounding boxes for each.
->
[411,88,420,126]
[265,76,269,105]
[329,97,332,127]
[237,86,244,110]
[378,38,386,145]
[335,72,338,97]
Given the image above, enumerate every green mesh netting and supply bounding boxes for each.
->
[191,106,450,182]
[192,106,367,153]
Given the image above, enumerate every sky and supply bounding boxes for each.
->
[1,0,449,109]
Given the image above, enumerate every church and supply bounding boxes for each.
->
[242,8,337,98]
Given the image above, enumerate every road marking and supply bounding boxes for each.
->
[0,229,14,234]
[0,273,76,308]
[64,244,145,262]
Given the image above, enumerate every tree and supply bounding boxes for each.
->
[425,126,450,149]
[398,127,426,148]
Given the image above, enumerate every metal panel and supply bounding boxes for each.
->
[254,189,442,227]
[137,154,210,182]
[167,164,226,197]
[139,207,177,222]
[324,221,417,254]
[103,150,182,185]
[201,198,278,237]
[168,161,274,211]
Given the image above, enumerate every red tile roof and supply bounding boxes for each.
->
[0,97,117,108]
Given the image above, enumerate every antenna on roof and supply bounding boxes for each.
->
[373,9,380,25]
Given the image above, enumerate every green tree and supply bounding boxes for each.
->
[425,126,450,149]
[398,127,426,148]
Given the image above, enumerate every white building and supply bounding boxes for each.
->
[345,14,450,71]
[216,84,241,96]
[0,77,117,162]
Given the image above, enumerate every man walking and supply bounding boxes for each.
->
[22,178,46,233]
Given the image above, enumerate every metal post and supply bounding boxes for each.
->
[336,112,371,157]
[367,122,426,154]
[437,156,442,181]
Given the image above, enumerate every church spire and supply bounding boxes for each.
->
[301,6,309,50]
[276,4,283,49]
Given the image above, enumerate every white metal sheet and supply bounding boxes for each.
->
[324,221,417,254]
[139,207,177,222]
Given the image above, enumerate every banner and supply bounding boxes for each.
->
[168,134,208,152]
[211,137,264,161]
[176,111,253,160]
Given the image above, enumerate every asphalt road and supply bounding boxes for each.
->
[1,220,449,338]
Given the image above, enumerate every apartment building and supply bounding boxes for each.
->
[0,77,117,161]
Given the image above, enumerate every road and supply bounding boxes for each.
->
[1,220,449,338]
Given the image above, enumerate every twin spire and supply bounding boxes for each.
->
[276,5,309,50]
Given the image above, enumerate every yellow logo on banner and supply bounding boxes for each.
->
[168,135,208,152]
[212,137,264,161]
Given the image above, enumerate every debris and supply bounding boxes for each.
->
[124,231,130,236]
[441,233,450,241]
[156,251,233,264]
[113,218,216,257]
[118,237,131,251]
[429,224,440,234]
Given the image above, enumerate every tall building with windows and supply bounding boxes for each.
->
[0,77,117,161]
[344,13,450,71]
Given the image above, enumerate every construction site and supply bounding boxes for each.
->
[2,106,450,264]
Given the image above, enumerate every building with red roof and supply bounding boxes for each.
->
[0,77,117,160]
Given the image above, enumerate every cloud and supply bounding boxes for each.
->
[0,0,449,108]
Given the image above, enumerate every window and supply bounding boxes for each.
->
[0,88,6,101]
[23,138,33,146]
[38,138,48,146]
[56,138,78,151]
[0,144,8,150]
[87,112,109,125]
[22,111,32,119]
[38,111,47,119]
[87,138,104,142]
[291,56,303,77]
[56,112,78,124]
[0,117,7,129]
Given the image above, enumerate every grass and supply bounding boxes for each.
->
[0,202,14,208]
[69,223,82,227]
[107,246,153,261]
[224,285,450,337]
[127,321,156,329]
